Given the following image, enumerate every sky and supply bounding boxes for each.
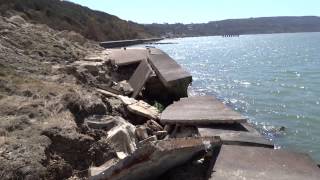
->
[68,0,320,24]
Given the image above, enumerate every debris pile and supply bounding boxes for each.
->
[1,14,319,180]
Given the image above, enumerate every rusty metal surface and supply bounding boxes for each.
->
[161,96,247,125]
[209,145,320,180]
[147,48,192,87]
[128,60,153,98]
[108,48,148,66]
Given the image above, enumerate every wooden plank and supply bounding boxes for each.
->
[147,48,192,87]
[128,60,153,98]
[198,123,273,148]
[209,145,320,180]
[161,96,247,125]
[108,48,147,66]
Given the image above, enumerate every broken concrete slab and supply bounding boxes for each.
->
[128,60,153,98]
[154,131,168,140]
[117,95,138,105]
[85,116,125,130]
[209,145,320,180]
[147,48,192,98]
[161,96,247,125]
[100,117,137,155]
[135,126,149,141]
[95,88,118,98]
[116,152,127,160]
[198,124,273,148]
[107,48,148,66]
[90,137,221,180]
[117,95,160,120]
[147,48,192,87]
[145,120,163,132]
[138,135,157,145]
[127,100,160,120]
[86,120,117,130]
[114,80,134,95]
[89,158,119,177]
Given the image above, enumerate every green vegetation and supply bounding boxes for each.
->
[1,1,319,41]
[0,0,153,41]
[153,101,165,113]
[145,16,320,37]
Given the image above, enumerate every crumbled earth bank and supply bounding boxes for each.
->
[0,15,165,179]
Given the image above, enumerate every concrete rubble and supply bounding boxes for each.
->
[117,95,160,120]
[6,13,318,180]
[135,126,149,141]
[101,116,137,155]
[69,47,320,180]
[209,145,320,180]
[127,100,159,120]
[16,27,316,179]
[89,137,221,180]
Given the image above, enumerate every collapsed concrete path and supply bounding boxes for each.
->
[209,145,320,180]
[89,44,320,179]
[161,96,247,125]
[105,47,192,102]
[160,95,320,179]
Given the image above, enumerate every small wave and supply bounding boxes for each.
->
[240,81,251,86]
[233,80,251,86]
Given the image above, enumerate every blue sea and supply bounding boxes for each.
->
[153,33,320,162]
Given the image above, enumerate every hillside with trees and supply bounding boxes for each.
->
[145,16,320,37]
[0,0,153,41]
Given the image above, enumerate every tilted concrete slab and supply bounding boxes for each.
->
[161,96,247,125]
[108,48,148,66]
[127,100,160,120]
[209,145,320,180]
[198,123,273,148]
[90,137,221,180]
[128,60,153,98]
[147,48,192,89]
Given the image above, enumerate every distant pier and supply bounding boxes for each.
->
[100,38,163,48]
[222,34,240,37]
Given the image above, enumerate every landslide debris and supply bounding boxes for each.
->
[0,15,163,179]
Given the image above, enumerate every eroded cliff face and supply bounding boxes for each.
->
[0,15,158,179]
[0,14,92,179]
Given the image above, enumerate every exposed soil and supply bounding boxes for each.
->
[0,15,121,179]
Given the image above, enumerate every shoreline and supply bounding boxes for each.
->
[0,14,319,179]
[85,44,320,179]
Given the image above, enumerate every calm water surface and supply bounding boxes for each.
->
[153,33,320,162]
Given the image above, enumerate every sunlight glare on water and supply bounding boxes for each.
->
[153,33,320,162]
